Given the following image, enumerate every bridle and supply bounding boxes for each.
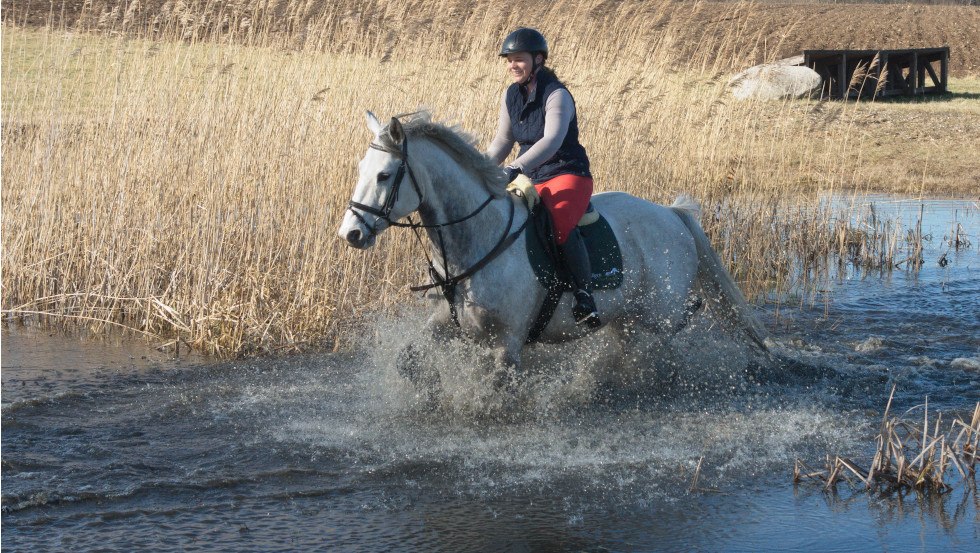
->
[346,137,427,234]
[346,125,528,326]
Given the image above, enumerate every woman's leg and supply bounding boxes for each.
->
[535,175,600,326]
[534,174,593,245]
[561,227,600,326]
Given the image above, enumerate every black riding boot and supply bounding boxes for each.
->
[559,227,601,327]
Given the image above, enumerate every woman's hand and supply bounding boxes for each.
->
[505,174,539,210]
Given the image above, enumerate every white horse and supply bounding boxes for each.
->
[339,111,767,394]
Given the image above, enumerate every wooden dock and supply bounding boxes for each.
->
[803,47,949,100]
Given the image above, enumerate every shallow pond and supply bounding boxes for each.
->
[2,197,978,552]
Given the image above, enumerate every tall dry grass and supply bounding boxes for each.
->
[0,0,956,355]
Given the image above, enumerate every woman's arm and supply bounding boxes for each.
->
[511,88,574,173]
[485,92,514,164]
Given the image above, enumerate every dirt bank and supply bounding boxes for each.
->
[3,1,978,76]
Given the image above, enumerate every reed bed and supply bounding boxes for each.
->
[795,386,980,494]
[1,1,970,355]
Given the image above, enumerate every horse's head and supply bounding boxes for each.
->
[339,111,425,249]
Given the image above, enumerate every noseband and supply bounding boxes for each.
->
[346,127,528,327]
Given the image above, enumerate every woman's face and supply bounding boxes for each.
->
[504,52,540,84]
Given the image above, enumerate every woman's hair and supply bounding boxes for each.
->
[539,65,558,80]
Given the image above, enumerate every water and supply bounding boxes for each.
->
[3,198,978,552]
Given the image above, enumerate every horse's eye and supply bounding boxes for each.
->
[377,172,391,182]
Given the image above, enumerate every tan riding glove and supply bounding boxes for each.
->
[506,174,539,211]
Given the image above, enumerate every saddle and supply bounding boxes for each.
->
[524,202,624,343]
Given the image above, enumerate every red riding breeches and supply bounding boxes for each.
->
[534,174,594,245]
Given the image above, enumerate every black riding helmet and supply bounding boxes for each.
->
[499,28,549,60]
[499,28,548,85]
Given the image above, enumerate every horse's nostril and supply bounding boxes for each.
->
[346,229,363,244]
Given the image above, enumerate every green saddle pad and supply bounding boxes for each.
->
[525,213,624,291]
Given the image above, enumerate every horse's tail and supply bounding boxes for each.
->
[670,195,769,350]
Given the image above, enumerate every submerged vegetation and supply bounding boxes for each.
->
[1,1,977,355]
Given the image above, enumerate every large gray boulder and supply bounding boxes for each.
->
[729,56,822,100]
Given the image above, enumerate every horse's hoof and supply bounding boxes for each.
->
[490,367,519,395]
[414,390,440,413]
[396,345,422,380]
[685,294,704,317]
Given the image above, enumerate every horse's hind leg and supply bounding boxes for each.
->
[671,293,703,335]
[599,320,656,389]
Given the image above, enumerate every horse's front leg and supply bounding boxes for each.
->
[396,342,441,400]
[447,301,524,394]
[396,306,457,402]
[489,336,523,393]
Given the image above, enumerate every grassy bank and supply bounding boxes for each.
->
[2,1,975,355]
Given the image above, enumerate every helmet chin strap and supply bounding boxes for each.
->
[520,55,541,87]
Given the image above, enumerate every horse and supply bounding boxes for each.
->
[338,111,767,396]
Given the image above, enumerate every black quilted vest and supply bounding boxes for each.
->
[506,70,591,184]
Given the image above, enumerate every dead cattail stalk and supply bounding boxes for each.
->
[837,457,869,485]
[690,456,704,492]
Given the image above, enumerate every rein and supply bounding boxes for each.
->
[347,129,528,327]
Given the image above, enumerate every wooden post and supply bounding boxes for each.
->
[940,48,949,94]
[902,55,912,95]
[838,53,847,99]
[916,52,926,94]
[878,53,889,98]
[911,51,919,95]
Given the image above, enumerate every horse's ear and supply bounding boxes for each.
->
[388,117,404,145]
[366,111,382,136]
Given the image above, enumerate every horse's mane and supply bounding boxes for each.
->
[377,111,507,198]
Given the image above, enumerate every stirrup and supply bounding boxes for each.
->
[572,289,601,328]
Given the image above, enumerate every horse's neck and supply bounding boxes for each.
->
[414,142,516,275]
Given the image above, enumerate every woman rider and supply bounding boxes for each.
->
[486,28,600,327]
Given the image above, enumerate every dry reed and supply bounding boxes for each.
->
[795,386,980,494]
[1,1,972,355]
